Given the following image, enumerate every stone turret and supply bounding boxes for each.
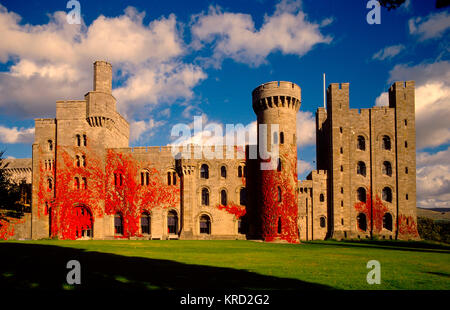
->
[252,81,301,243]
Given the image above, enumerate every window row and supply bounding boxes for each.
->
[201,188,247,206]
[356,161,392,177]
[356,135,392,151]
[200,164,247,179]
[357,212,393,232]
[113,211,246,236]
[356,187,397,203]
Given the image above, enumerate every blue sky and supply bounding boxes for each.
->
[0,0,449,208]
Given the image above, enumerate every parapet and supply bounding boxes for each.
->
[35,118,56,125]
[327,83,349,92]
[389,81,415,92]
[252,81,301,114]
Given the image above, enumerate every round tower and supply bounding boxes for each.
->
[252,81,301,243]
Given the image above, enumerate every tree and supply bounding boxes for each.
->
[0,150,20,210]
[379,0,450,10]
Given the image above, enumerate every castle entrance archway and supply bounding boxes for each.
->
[70,205,94,239]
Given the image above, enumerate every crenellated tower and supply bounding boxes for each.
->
[252,81,301,243]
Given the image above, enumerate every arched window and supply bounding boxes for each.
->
[140,171,150,186]
[48,140,53,151]
[382,187,392,203]
[357,213,367,231]
[382,135,391,150]
[76,134,81,147]
[200,164,209,179]
[74,177,80,190]
[199,215,211,234]
[167,171,171,185]
[81,177,87,190]
[277,187,282,202]
[238,165,243,177]
[141,212,150,235]
[280,132,284,144]
[221,166,227,178]
[47,178,53,190]
[383,213,393,231]
[319,193,325,202]
[277,158,282,172]
[82,155,86,167]
[277,217,282,234]
[382,161,392,176]
[240,188,247,206]
[320,216,326,228]
[75,155,80,167]
[167,210,178,234]
[114,213,123,235]
[357,136,366,151]
[357,187,366,202]
[220,190,227,206]
[201,188,209,206]
[83,134,87,146]
[357,161,366,177]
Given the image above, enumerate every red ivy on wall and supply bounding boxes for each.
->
[36,146,180,240]
[354,192,419,238]
[354,192,389,233]
[259,146,299,244]
[0,216,26,240]
[398,214,419,238]
[105,150,180,238]
[216,202,246,218]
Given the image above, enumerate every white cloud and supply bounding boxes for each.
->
[0,4,205,120]
[375,91,388,107]
[170,115,257,148]
[417,147,450,209]
[375,61,450,149]
[372,44,404,61]
[298,159,312,175]
[113,62,206,118]
[297,111,316,147]
[129,119,165,142]
[0,125,34,144]
[190,1,332,67]
[409,11,450,41]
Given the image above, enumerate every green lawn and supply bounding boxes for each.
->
[0,239,449,290]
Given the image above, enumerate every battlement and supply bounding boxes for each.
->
[389,81,415,92]
[35,118,56,125]
[327,83,349,93]
[252,81,301,114]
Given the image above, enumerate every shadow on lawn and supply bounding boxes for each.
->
[0,243,332,291]
[307,240,450,254]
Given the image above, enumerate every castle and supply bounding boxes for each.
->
[0,61,419,242]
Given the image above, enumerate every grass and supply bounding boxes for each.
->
[0,239,449,290]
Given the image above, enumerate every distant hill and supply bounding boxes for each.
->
[417,208,450,221]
